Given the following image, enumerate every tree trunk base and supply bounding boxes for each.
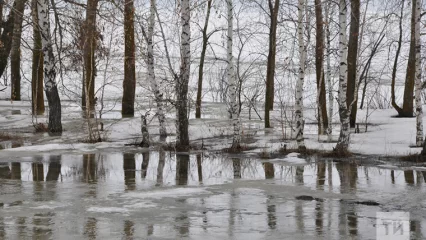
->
[396,111,415,118]
[332,145,352,158]
[298,145,307,153]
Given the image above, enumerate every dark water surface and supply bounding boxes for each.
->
[0,152,425,239]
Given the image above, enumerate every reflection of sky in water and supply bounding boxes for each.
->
[0,152,425,239]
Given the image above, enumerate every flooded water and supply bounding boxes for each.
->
[0,152,425,239]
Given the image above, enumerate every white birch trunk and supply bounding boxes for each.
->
[141,115,150,147]
[37,0,62,133]
[295,0,306,150]
[227,0,241,149]
[147,0,167,139]
[335,0,350,152]
[37,0,55,91]
[415,0,423,146]
[317,69,324,137]
[325,2,333,141]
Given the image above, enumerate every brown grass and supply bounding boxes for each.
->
[0,132,25,149]
[223,144,256,153]
[34,123,49,133]
[163,143,207,152]
[400,154,426,163]
[278,145,325,156]
[322,148,353,158]
[0,132,21,141]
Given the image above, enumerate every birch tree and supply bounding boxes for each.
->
[146,0,167,138]
[325,1,333,141]
[414,0,423,146]
[176,0,191,149]
[295,0,306,151]
[0,1,17,78]
[335,0,350,153]
[37,0,62,133]
[227,0,241,150]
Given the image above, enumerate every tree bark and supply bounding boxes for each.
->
[335,0,350,153]
[82,0,98,112]
[147,0,167,138]
[32,0,45,115]
[227,0,241,150]
[401,0,416,117]
[414,0,423,146]
[314,0,328,135]
[195,0,212,119]
[140,115,150,147]
[0,1,18,78]
[46,156,61,181]
[295,0,306,151]
[10,0,27,101]
[37,0,62,133]
[391,0,405,116]
[0,2,3,35]
[346,0,360,128]
[325,1,333,141]
[122,0,136,117]
[175,0,191,150]
[264,0,280,128]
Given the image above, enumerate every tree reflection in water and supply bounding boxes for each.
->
[232,158,241,179]
[82,154,97,183]
[124,220,135,239]
[84,217,97,240]
[315,161,326,236]
[123,153,136,190]
[336,161,358,238]
[46,155,61,181]
[176,154,189,186]
[196,153,203,183]
[0,163,10,179]
[156,150,166,186]
[141,152,150,179]
[0,152,425,239]
[11,162,21,180]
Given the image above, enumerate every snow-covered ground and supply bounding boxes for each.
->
[0,98,423,158]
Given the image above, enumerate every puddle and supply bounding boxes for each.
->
[0,152,425,239]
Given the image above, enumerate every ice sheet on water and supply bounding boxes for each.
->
[87,206,129,214]
[122,187,210,199]
[123,201,158,209]
[31,202,68,210]
[2,142,124,153]
[269,152,307,165]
